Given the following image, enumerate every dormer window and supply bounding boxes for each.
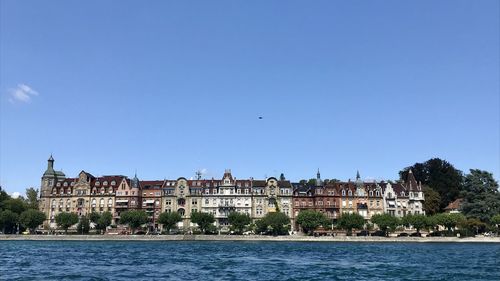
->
[401,191,405,196]
[96,181,100,186]
[63,182,68,187]
[56,182,61,187]
[103,181,108,186]
[369,191,373,197]
[376,191,380,196]
[348,190,352,196]
[342,190,346,196]
[111,181,116,186]
[70,182,75,186]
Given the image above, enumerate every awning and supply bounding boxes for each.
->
[115,199,128,203]
[145,200,155,204]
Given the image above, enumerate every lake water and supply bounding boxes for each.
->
[0,241,499,280]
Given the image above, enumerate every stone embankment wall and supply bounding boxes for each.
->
[1,235,499,243]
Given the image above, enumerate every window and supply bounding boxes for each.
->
[192,200,197,205]
[342,190,346,196]
[103,181,108,186]
[348,190,352,196]
[369,191,373,197]
[376,191,380,196]
[63,182,68,187]
[205,199,209,205]
[96,181,100,186]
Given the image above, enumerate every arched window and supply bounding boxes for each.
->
[108,198,113,206]
[52,188,57,195]
[178,208,185,216]
[66,199,71,207]
[348,190,352,196]
[96,181,100,186]
[63,182,68,187]
[103,181,108,186]
[369,191,373,197]
[401,191,405,196]
[376,191,380,196]
[92,199,96,206]
[111,181,116,186]
[342,190,346,196]
[100,198,104,206]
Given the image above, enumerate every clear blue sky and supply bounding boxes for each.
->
[1,0,499,196]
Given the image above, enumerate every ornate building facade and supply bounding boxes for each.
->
[39,157,424,232]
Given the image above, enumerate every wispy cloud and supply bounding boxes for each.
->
[8,84,39,103]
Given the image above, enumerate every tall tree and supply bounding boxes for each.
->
[434,213,466,234]
[422,186,441,215]
[25,188,39,210]
[460,169,500,223]
[0,210,19,234]
[190,212,215,234]
[491,214,500,235]
[401,214,428,234]
[55,212,79,234]
[337,213,365,236]
[256,212,290,236]
[371,213,400,236]
[120,210,148,234]
[2,198,27,215]
[77,216,90,234]
[400,158,463,210]
[296,210,329,235]
[96,212,113,234]
[19,209,46,233]
[228,212,251,234]
[158,212,182,234]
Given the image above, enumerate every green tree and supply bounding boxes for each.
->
[0,189,10,211]
[25,187,39,210]
[491,214,500,234]
[296,210,329,235]
[434,213,466,235]
[461,169,500,223]
[190,212,215,234]
[89,212,101,224]
[256,212,290,236]
[371,213,401,236]
[77,216,90,234]
[422,186,441,215]
[307,179,317,187]
[96,212,113,234]
[120,210,148,234]
[19,209,46,233]
[401,214,428,234]
[0,210,19,234]
[3,198,27,215]
[55,212,79,234]
[228,212,251,234]
[337,212,365,236]
[400,158,463,210]
[158,212,182,234]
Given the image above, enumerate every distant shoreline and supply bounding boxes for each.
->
[1,235,499,243]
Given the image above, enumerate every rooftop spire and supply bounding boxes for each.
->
[356,170,360,180]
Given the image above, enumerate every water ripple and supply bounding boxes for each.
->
[0,241,499,281]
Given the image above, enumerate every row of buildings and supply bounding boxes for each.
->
[39,156,425,231]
